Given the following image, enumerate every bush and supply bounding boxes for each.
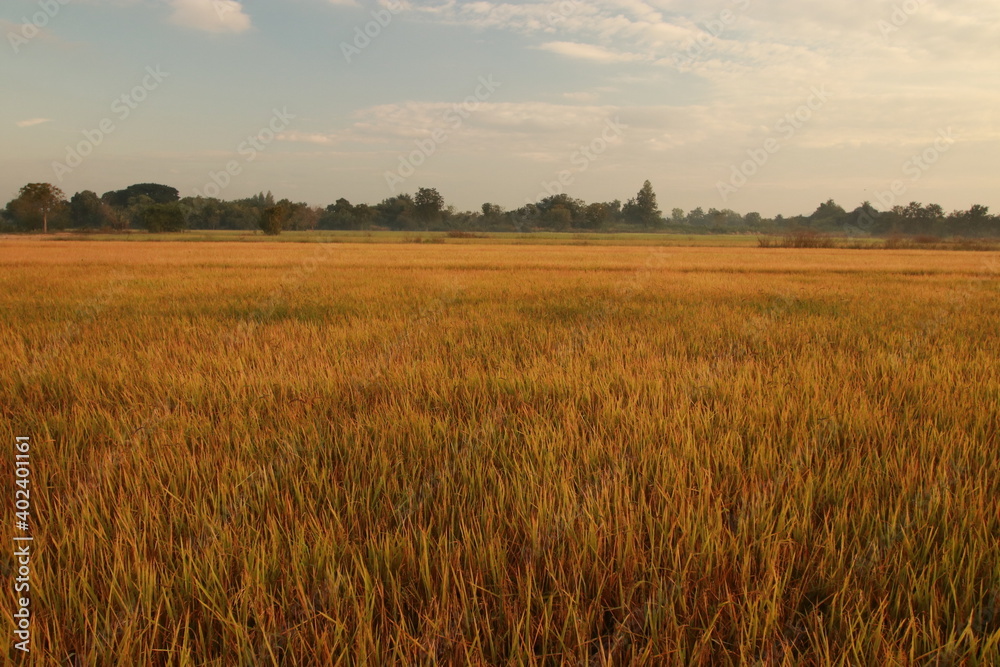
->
[783,230,835,248]
[259,207,284,235]
[758,230,835,248]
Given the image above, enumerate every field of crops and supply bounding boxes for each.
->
[42,229,766,247]
[2,238,999,665]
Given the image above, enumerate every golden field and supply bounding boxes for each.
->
[1,238,999,665]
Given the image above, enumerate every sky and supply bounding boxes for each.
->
[1,0,998,217]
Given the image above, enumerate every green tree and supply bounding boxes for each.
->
[376,194,415,230]
[353,203,376,229]
[281,201,319,231]
[947,204,995,237]
[69,190,113,229]
[6,183,66,233]
[321,199,358,230]
[414,187,445,228]
[141,202,186,233]
[809,199,847,230]
[259,205,287,235]
[125,195,155,230]
[706,208,728,231]
[179,197,223,230]
[844,201,882,235]
[102,183,179,208]
[688,207,706,226]
[623,180,661,228]
[536,194,585,228]
[245,191,276,211]
[481,203,504,220]
[543,205,572,230]
[513,203,540,231]
[585,202,610,229]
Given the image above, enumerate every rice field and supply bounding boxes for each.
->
[2,238,999,665]
[39,229,765,247]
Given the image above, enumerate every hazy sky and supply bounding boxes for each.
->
[2,0,998,216]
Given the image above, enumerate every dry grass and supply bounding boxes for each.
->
[2,239,999,665]
[757,231,837,249]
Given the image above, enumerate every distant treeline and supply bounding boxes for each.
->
[3,180,999,238]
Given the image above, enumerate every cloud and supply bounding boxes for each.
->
[277,132,337,145]
[278,100,640,162]
[538,41,645,63]
[16,118,53,128]
[167,0,252,33]
[0,18,78,50]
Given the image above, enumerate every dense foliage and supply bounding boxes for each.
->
[3,181,999,238]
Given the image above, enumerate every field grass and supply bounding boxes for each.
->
[16,229,764,247]
[2,239,999,665]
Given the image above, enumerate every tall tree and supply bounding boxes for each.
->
[69,190,111,229]
[623,180,661,228]
[321,198,357,230]
[536,194,585,228]
[376,194,415,229]
[353,203,375,229]
[809,199,847,229]
[481,203,504,219]
[283,202,320,231]
[102,183,179,208]
[7,183,66,233]
[414,187,445,228]
[585,202,610,229]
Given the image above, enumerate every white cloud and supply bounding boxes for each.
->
[276,100,710,170]
[278,100,625,147]
[277,132,337,145]
[403,0,1000,156]
[538,41,645,63]
[167,0,252,33]
[16,118,53,128]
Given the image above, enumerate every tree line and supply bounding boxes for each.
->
[3,181,998,238]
